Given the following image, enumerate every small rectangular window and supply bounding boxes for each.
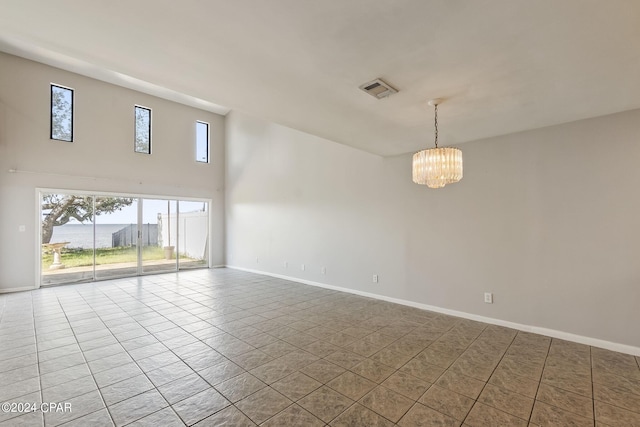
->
[196,121,209,163]
[50,84,74,142]
[135,106,151,154]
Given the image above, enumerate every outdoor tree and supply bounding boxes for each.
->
[51,86,73,141]
[135,107,150,153]
[41,195,134,244]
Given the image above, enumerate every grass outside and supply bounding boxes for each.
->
[42,246,179,270]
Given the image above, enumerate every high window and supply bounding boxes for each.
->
[50,84,74,142]
[135,105,152,154]
[196,121,209,163]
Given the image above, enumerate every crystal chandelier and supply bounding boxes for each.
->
[412,99,463,188]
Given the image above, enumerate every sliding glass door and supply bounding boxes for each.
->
[95,196,139,280]
[141,199,178,274]
[41,194,96,286]
[178,201,209,269]
[39,191,210,286]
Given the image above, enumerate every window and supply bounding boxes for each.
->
[39,190,210,286]
[50,84,74,142]
[134,106,151,154]
[196,121,209,163]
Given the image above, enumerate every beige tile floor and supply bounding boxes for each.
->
[0,268,638,426]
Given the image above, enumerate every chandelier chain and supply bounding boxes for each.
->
[412,99,463,188]
[434,103,438,148]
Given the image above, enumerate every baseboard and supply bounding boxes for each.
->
[227,265,640,357]
[0,285,37,294]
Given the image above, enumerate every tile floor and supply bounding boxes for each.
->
[0,268,639,426]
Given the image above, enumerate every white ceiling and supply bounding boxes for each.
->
[1,0,639,156]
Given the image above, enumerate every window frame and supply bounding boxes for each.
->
[50,83,74,142]
[195,120,210,163]
[134,105,152,154]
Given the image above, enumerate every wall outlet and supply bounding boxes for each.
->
[18,225,26,232]
[373,274,378,283]
[301,264,305,271]
[284,261,288,268]
[321,266,326,275]
[484,292,493,304]
[256,257,259,263]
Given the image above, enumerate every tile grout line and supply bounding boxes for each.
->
[324,316,481,425]
[384,332,451,424]
[539,341,602,422]
[590,345,596,427]
[7,273,254,426]
[187,287,346,426]
[34,292,46,427]
[91,275,305,424]
[458,326,520,426]
[0,294,39,424]
[53,288,117,427]
[360,317,467,424]
[526,335,553,426]
[221,312,356,425]
[325,320,432,425]
[217,308,407,425]
[10,269,639,427]
[78,280,188,426]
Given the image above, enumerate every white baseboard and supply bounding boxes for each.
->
[227,265,640,357]
[0,286,37,294]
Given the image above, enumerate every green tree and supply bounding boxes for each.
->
[135,107,150,153]
[51,88,72,141]
[41,195,134,244]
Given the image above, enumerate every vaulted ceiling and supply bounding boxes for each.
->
[1,0,639,156]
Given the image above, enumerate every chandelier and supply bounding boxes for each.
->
[412,99,463,188]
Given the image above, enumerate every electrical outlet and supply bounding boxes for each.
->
[18,225,26,232]
[284,261,288,268]
[301,264,305,271]
[373,274,378,283]
[256,257,259,263]
[484,292,493,304]
[321,266,326,275]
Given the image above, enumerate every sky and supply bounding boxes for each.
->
[52,198,207,225]
[100,199,207,224]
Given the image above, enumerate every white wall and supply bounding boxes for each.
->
[0,53,225,290]
[225,109,640,351]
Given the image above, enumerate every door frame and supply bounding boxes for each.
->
[36,188,212,288]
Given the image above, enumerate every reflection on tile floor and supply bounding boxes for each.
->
[0,268,639,426]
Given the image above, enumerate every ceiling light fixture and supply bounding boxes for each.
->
[412,99,463,188]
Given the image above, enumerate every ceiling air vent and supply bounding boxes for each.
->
[359,78,398,99]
